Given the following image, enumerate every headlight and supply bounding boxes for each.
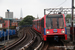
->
[46,31,50,34]
[61,31,65,33]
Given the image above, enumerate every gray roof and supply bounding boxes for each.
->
[13,19,23,22]
[3,18,15,20]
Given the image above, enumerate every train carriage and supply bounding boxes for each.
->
[32,14,67,41]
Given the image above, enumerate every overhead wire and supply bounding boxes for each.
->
[56,0,67,7]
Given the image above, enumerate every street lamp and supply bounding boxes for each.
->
[7,9,9,40]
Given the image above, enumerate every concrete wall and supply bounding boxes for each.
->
[5,12,13,18]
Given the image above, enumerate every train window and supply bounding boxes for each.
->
[33,21,34,25]
[46,18,51,29]
[41,18,44,28]
[34,21,35,25]
[36,21,37,25]
[50,18,53,29]
[34,21,36,25]
[37,21,39,26]
[37,21,38,26]
[39,21,40,26]
[35,21,36,25]
[57,18,59,28]
[46,15,64,29]
[52,18,57,29]
[59,18,64,28]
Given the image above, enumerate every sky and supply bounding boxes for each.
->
[0,0,72,19]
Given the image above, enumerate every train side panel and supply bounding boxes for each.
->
[63,14,67,40]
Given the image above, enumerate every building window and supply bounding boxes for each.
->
[13,24,15,25]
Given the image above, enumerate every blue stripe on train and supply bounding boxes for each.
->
[44,28,46,35]
[65,27,67,34]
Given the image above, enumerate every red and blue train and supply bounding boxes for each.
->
[32,14,67,41]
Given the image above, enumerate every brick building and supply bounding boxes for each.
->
[11,22,18,26]
[0,17,15,28]
[0,17,23,28]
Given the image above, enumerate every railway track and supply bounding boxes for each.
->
[2,27,26,50]
[0,27,24,50]
[8,27,36,50]
[20,27,37,49]
[2,27,37,50]
[42,39,66,50]
[25,28,43,50]
[42,40,66,50]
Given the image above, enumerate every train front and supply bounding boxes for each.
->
[45,14,67,41]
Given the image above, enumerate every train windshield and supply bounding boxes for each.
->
[46,15,64,29]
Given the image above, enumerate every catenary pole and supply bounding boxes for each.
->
[72,0,74,42]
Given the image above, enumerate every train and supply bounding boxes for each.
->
[32,14,67,41]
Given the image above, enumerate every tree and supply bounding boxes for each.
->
[19,15,35,26]
[65,14,71,23]
[65,14,71,18]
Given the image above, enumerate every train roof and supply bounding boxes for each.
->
[33,14,64,21]
[33,17,44,21]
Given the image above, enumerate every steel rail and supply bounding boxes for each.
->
[3,28,26,50]
[19,28,37,50]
